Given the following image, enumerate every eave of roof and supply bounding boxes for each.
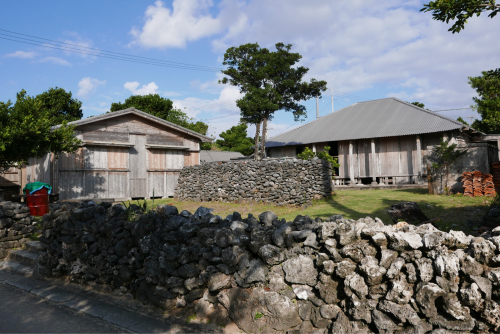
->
[52,107,213,142]
[267,97,470,147]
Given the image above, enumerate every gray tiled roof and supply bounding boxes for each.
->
[200,150,245,162]
[51,107,213,142]
[267,97,465,147]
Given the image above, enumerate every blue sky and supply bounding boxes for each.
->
[2,0,500,139]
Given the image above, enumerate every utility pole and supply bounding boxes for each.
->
[467,115,477,125]
[316,97,319,118]
[331,88,334,113]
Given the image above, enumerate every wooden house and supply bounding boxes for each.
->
[22,108,212,201]
[266,98,499,190]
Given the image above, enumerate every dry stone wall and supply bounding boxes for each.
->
[0,201,35,259]
[174,159,333,205]
[35,200,500,333]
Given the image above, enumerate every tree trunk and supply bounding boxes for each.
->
[427,165,434,195]
[254,122,261,161]
[260,117,268,160]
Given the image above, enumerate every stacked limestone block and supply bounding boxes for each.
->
[175,158,333,205]
[0,201,35,259]
[36,200,500,333]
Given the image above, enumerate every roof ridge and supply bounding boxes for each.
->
[389,97,465,126]
[52,108,213,142]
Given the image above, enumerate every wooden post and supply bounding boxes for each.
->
[371,138,377,185]
[427,165,434,195]
[497,138,500,162]
[349,140,355,185]
[416,135,422,183]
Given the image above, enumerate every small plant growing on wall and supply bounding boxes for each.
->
[428,139,468,195]
[297,146,340,176]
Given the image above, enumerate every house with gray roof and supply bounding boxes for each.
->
[267,98,498,189]
[200,150,245,162]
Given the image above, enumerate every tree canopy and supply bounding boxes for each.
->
[215,123,254,156]
[220,42,327,159]
[421,0,500,33]
[0,90,80,170]
[410,101,426,108]
[35,87,83,125]
[467,68,500,133]
[110,94,211,149]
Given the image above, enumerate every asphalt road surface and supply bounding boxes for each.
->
[0,284,122,333]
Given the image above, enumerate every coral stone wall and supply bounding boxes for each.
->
[174,159,333,205]
[36,201,500,333]
[0,201,35,259]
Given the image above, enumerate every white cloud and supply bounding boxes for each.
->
[130,0,224,48]
[77,77,106,98]
[5,51,37,59]
[203,0,500,112]
[172,85,243,137]
[39,56,71,66]
[61,31,96,59]
[124,81,159,95]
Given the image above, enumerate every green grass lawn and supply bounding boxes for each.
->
[128,188,493,233]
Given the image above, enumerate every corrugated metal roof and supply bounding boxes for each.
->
[267,97,465,147]
[200,151,245,162]
[51,107,213,142]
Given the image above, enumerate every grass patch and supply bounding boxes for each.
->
[126,188,493,233]
[28,233,40,241]
[186,314,197,323]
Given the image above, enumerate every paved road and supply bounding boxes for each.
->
[0,284,122,333]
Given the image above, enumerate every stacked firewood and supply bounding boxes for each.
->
[462,171,497,197]
[484,173,496,197]
[473,171,484,197]
[462,172,473,197]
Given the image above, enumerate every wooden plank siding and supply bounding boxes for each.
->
[108,148,128,170]
[262,136,422,185]
[25,114,202,200]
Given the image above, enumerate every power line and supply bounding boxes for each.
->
[0,30,222,72]
[432,107,473,112]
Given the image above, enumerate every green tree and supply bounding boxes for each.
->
[220,42,327,160]
[110,94,211,149]
[467,68,500,133]
[215,123,254,156]
[421,0,500,33]
[297,146,340,176]
[410,101,425,108]
[0,90,81,170]
[35,87,83,125]
[456,116,469,125]
[428,139,468,194]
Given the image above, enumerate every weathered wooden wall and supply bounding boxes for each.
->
[25,114,201,200]
[271,134,426,184]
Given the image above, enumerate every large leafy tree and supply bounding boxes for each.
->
[215,123,254,156]
[421,0,500,33]
[467,68,500,133]
[35,87,83,125]
[111,94,211,149]
[220,43,327,160]
[0,90,80,170]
